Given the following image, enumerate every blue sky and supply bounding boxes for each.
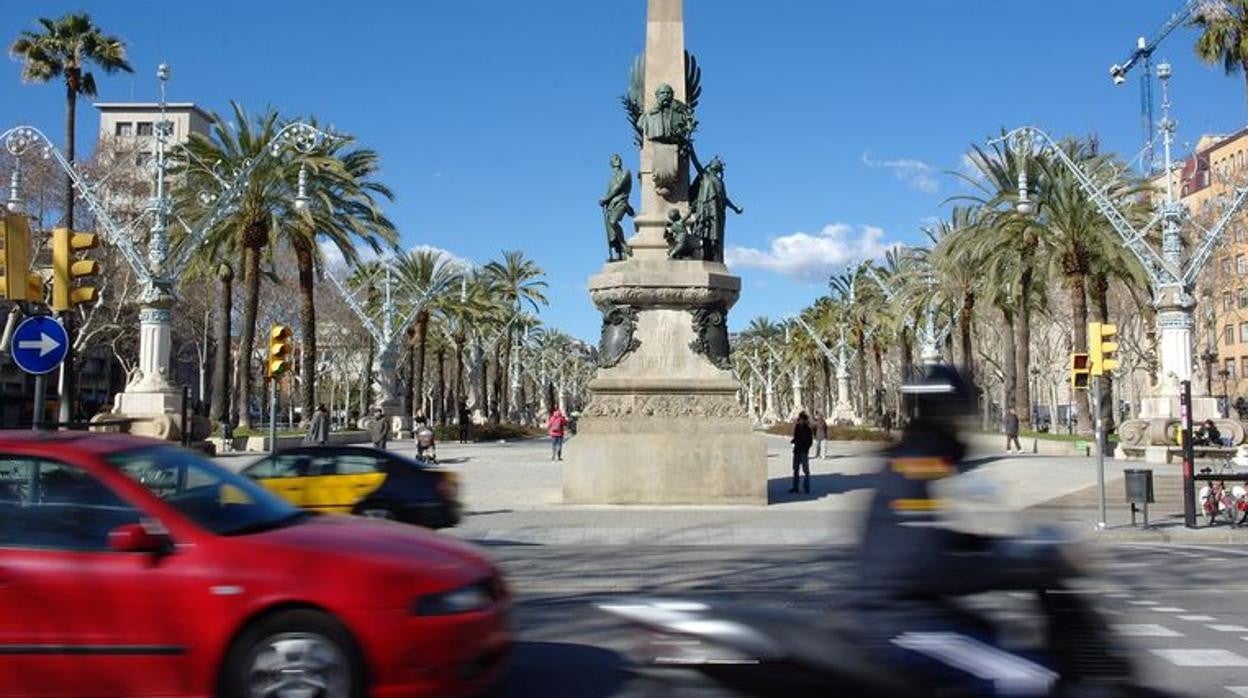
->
[3,1,1246,341]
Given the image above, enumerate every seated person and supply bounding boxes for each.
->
[1195,419,1221,447]
[414,415,437,462]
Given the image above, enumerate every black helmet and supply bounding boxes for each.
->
[899,364,977,421]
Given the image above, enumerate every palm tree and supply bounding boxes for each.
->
[287,132,397,422]
[175,103,302,429]
[954,135,1043,429]
[929,206,987,378]
[392,249,463,420]
[485,251,548,420]
[209,262,233,425]
[1192,0,1248,119]
[10,12,132,229]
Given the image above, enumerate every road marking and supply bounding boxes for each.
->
[1127,600,1159,606]
[1226,687,1248,697]
[1152,607,1187,612]
[1208,625,1248,633]
[1104,592,1133,598]
[1180,615,1218,621]
[1112,624,1183,637]
[1150,649,1248,666]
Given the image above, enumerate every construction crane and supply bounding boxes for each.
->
[1109,0,1221,171]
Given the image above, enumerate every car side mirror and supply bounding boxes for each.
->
[108,523,171,554]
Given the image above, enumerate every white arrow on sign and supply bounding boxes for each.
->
[17,332,62,357]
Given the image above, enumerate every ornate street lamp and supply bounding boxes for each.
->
[2,63,337,438]
[998,62,1248,450]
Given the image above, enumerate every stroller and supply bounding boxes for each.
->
[415,422,437,463]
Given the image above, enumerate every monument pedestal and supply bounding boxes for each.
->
[563,259,766,505]
[1115,380,1244,460]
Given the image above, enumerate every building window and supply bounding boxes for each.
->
[114,122,133,137]
[1223,258,1233,276]
[1227,358,1238,379]
[1225,291,1235,311]
[1241,322,1248,343]
[134,152,152,167]
[1237,226,1246,244]
[1227,325,1236,345]
[136,121,153,136]
[1238,255,1246,275]
[1243,356,1248,378]
[1240,288,1248,309]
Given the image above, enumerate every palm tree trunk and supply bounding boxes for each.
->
[499,334,512,421]
[1090,271,1115,432]
[872,340,883,420]
[209,264,233,424]
[1015,266,1034,430]
[960,291,976,380]
[59,74,79,426]
[454,335,465,408]
[435,345,446,423]
[236,245,262,430]
[405,341,415,417]
[854,326,867,418]
[415,313,429,419]
[294,240,317,426]
[1003,308,1017,426]
[1069,274,1093,434]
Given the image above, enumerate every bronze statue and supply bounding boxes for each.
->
[689,307,732,370]
[637,83,696,195]
[599,154,634,262]
[690,156,743,263]
[638,83,696,145]
[599,305,641,368]
[664,208,700,260]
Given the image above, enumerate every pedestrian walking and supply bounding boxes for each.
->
[880,410,893,436]
[812,411,829,459]
[302,404,330,446]
[369,407,390,450]
[547,407,569,461]
[458,403,471,444]
[1004,407,1021,453]
[790,411,813,494]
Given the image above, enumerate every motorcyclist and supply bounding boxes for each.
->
[854,364,1073,695]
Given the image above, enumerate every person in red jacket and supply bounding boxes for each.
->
[547,407,569,461]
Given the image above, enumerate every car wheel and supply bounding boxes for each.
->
[220,609,363,698]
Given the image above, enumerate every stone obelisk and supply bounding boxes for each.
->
[563,0,766,505]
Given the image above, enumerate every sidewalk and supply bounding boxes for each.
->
[215,433,1248,546]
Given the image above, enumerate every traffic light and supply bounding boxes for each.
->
[1088,322,1119,376]
[1070,352,1090,390]
[51,227,100,311]
[267,325,293,379]
[0,213,41,302]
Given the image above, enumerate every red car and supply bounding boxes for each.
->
[0,432,509,697]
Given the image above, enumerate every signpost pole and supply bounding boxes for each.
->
[1094,374,1107,529]
[31,373,45,430]
[269,378,278,455]
[1181,380,1197,528]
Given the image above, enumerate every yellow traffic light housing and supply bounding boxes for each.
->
[1088,322,1119,376]
[1070,352,1091,390]
[0,213,38,302]
[51,227,100,311]
[267,325,293,379]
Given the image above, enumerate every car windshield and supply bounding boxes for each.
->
[108,446,306,536]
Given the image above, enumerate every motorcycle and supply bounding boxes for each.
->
[599,536,1172,697]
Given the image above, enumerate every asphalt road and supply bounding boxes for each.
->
[481,543,1248,697]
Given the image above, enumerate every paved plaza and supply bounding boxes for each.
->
[216,433,1248,545]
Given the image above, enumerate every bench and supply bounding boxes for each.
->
[1193,470,1248,483]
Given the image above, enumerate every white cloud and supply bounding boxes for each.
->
[725,223,896,283]
[320,241,472,275]
[861,152,940,194]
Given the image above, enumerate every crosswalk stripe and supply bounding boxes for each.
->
[1150,649,1248,667]
[1152,607,1187,612]
[1180,615,1218,621]
[1226,687,1248,697]
[1208,625,1248,633]
[1128,600,1159,606]
[1112,624,1183,637]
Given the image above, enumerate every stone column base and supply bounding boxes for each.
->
[92,390,210,442]
[563,416,766,504]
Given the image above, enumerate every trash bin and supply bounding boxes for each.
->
[1124,468,1154,527]
[1124,469,1154,504]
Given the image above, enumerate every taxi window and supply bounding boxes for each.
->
[331,454,382,475]
[248,454,310,479]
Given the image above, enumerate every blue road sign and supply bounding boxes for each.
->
[11,316,68,375]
